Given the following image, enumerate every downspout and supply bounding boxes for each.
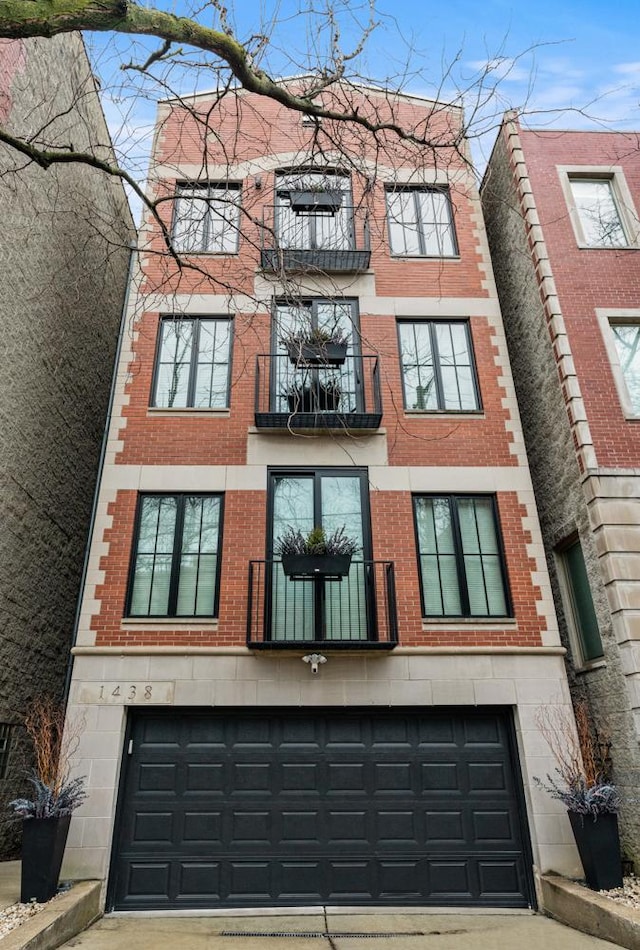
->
[63,242,138,706]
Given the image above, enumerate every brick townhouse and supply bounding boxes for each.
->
[63,83,579,911]
[482,116,640,865]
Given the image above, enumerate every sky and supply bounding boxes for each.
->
[86,0,640,219]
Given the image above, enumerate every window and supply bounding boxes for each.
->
[610,321,640,413]
[386,187,457,257]
[127,494,223,618]
[172,182,241,253]
[414,495,510,618]
[568,178,628,248]
[557,538,604,665]
[0,725,12,779]
[398,320,480,411]
[275,171,352,250]
[153,317,232,408]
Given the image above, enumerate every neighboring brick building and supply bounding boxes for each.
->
[482,116,640,865]
[64,83,579,911]
[0,35,133,853]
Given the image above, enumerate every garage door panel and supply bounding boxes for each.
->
[110,709,532,909]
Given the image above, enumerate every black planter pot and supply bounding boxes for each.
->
[282,553,352,578]
[21,814,72,902]
[286,341,348,365]
[568,811,623,891]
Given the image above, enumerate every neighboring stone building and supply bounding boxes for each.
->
[481,116,640,865]
[63,81,581,912]
[0,34,134,853]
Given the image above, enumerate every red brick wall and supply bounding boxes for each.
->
[93,489,543,647]
[91,89,544,649]
[519,129,640,468]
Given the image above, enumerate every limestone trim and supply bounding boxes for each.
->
[502,117,596,474]
[556,164,640,250]
[595,307,640,420]
[72,644,566,656]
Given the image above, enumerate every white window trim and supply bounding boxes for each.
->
[596,307,640,420]
[557,165,640,249]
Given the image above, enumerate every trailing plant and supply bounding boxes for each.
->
[275,525,359,558]
[8,697,87,820]
[534,700,619,818]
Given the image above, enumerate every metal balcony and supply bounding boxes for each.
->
[260,204,371,274]
[254,353,382,431]
[247,560,398,649]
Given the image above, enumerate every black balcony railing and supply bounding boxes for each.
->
[247,560,398,649]
[260,204,371,274]
[254,353,382,430]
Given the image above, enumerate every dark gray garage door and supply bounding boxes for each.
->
[108,708,533,910]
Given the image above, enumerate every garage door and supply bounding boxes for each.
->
[108,708,533,910]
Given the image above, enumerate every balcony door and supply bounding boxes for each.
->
[272,300,361,415]
[267,470,373,643]
[275,171,352,251]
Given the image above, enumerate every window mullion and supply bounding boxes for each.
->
[431,322,445,410]
[186,319,198,407]
[168,496,186,616]
[450,497,471,616]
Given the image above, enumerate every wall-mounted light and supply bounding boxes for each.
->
[302,653,327,675]
[254,175,262,190]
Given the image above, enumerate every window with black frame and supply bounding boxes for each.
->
[152,317,232,409]
[414,495,510,618]
[127,494,223,618]
[386,187,457,257]
[275,171,352,251]
[172,182,241,253]
[273,300,359,414]
[398,320,480,411]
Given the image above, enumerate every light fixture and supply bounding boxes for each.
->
[302,653,327,675]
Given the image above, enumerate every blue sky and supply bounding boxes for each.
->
[87,0,640,215]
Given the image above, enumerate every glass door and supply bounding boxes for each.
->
[268,470,373,642]
[272,300,361,415]
[275,171,353,251]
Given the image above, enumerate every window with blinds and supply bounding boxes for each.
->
[127,494,223,618]
[413,495,510,618]
[172,182,241,254]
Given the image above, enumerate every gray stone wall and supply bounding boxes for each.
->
[482,133,640,866]
[0,33,133,854]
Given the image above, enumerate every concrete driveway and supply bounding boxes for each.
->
[61,911,618,949]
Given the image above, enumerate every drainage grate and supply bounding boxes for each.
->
[222,932,433,939]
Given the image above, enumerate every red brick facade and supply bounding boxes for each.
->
[92,86,548,649]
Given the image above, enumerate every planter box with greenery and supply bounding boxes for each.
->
[9,698,86,903]
[284,379,342,413]
[283,327,349,365]
[276,526,358,578]
[534,701,623,892]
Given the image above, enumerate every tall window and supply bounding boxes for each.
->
[153,317,232,408]
[568,178,628,248]
[386,187,457,257]
[610,321,640,413]
[275,171,351,250]
[398,320,480,411]
[557,538,604,665]
[414,495,509,618]
[127,494,223,618]
[172,182,241,253]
